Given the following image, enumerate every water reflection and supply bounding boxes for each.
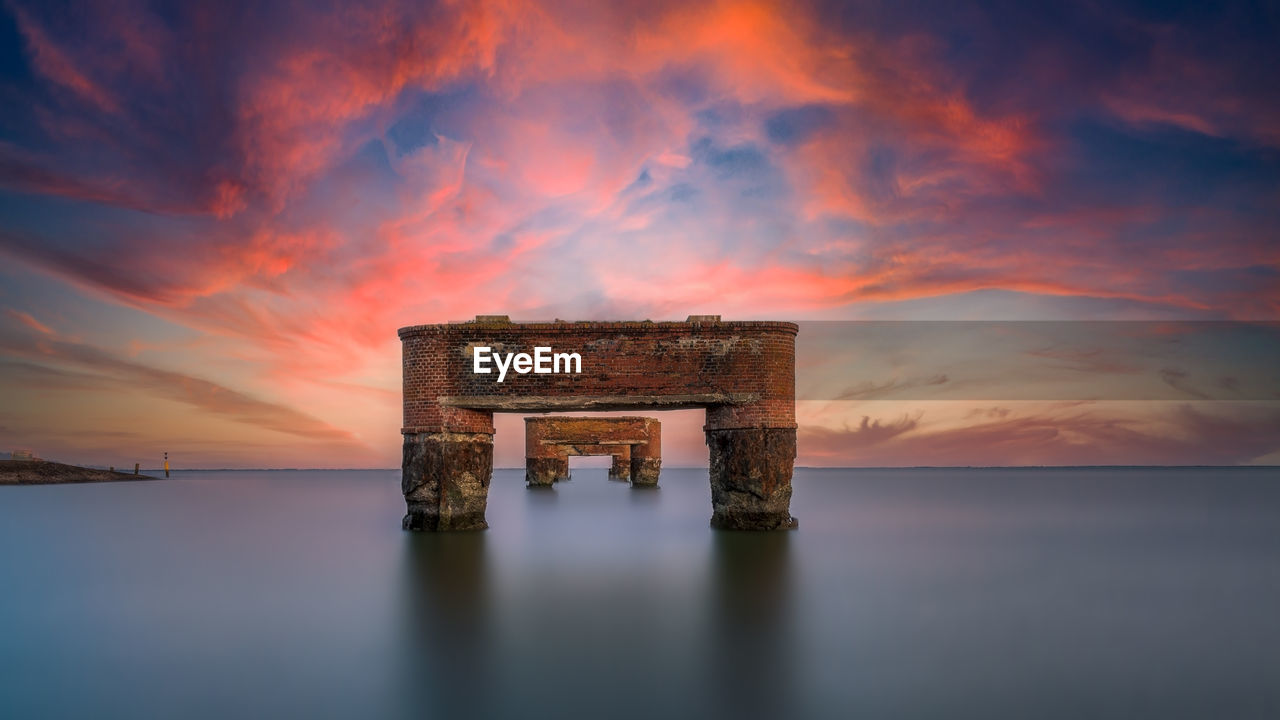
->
[396,532,493,719]
[523,483,560,505]
[626,483,662,508]
[4,468,1280,718]
[392,475,801,720]
[705,530,797,719]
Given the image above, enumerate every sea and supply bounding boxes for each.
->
[2,467,1278,719]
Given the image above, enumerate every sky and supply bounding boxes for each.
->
[0,0,1277,468]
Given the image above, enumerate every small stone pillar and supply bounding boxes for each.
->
[402,430,493,530]
[526,456,567,487]
[630,422,661,487]
[524,417,566,486]
[608,446,631,481]
[705,427,797,530]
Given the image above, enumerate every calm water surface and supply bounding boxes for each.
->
[2,467,1279,719]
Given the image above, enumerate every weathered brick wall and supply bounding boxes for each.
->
[401,317,797,433]
[524,417,659,458]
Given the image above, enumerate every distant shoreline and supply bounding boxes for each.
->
[0,460,162,485]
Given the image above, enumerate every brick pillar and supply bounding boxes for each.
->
[704,400,797,530]
[403,407,495,531]
[402,430,493,530]
[524,417,564,486]
[630,420,661,487]
[608,446,632,481]
[704,427,797,530]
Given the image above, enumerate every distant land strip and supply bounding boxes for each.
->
[0,460,161,485]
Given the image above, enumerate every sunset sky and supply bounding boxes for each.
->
[0,0,1277,468]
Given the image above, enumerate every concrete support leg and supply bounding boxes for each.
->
[402,431,493,531]
[526,456,568,487]
[631,421,662,487]
[705,427,797,530]
[630,455,661,486]
[630,440,661,487]
[608,447,632,481]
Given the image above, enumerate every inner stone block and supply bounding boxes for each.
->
[524,417,660,487]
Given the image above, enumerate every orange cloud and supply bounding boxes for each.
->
[233,0,514,203]
[4,308,54,336]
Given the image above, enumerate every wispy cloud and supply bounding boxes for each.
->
[4,307,53,335]
[0,319,366,447]
[799,402,1280,466]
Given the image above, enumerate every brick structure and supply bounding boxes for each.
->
[530,442,633,483]
[524,416,661,486]
[400,315,797,531]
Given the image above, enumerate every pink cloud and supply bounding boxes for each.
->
[4,308,54,336]
[8,3,120,114]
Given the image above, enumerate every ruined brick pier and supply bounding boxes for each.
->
[399,316,797,531]
[525,416,661,486]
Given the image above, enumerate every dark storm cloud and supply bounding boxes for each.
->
[765,104,836,145]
